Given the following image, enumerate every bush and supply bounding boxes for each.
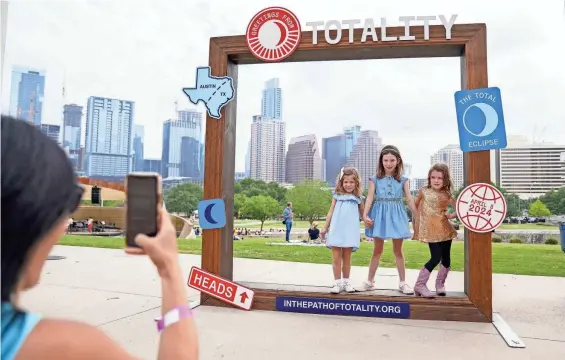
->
[544,238,559,245]
[492,236,502,243]
[509,236,523,244]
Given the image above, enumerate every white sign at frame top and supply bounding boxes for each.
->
[305,15,458,45]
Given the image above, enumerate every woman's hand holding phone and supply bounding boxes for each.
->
[126,209,180,277]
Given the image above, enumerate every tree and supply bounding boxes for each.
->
[234,193,247,218]
[164,182,203,216]
[240,195,280,231]
[235,178,288,205]
[286,179,333,224]
[538,187,565,215]
[528,199,551,217]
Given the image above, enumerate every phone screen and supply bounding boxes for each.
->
[126,175,158,247]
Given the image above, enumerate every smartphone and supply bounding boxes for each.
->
[125,172,161,249]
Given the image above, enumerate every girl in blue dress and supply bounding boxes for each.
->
[321,167,365,294]
[359,145,417,295]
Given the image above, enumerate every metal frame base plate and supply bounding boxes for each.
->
[492,312,526,348]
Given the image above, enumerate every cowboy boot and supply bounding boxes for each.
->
[436,265,450,296]
[414,267,435,298]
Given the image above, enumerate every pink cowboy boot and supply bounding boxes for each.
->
[414,267,435,298]
[436,265,450,296]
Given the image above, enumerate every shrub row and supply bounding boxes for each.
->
[491,236,560,245]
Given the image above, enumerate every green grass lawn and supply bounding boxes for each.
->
[58,235,565,277]
[231,220,557,231]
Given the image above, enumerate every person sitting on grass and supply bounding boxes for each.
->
[1,115,199,360]
[308,222,321,244]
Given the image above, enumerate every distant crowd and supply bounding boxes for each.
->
[67,217,119,233]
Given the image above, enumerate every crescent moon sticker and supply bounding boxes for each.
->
[473,103,499,137]
[197,198,226,230]
[204,203,218,225]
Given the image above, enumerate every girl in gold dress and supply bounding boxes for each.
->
[412,163,458,298]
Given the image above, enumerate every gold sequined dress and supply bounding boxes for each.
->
[412,187,457,243]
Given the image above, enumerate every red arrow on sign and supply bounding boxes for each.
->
[187,266,254,311]
[240,292,249,304]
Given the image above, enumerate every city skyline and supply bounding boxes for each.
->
[2,0,565,178]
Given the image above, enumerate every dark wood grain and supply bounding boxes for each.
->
[203,22,492,323]
[460,25,493,322]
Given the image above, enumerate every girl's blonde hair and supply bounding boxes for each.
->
[376,145,404,182]
[334,166,362,198]
[427,163,454,196]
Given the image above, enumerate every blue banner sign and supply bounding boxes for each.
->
[275,296,410,319]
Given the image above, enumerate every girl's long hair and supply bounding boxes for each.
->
[334,166,362,198]
[376,145,404,182]
[427,163,454,196]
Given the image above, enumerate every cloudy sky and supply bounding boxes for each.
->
[2,0,564,177]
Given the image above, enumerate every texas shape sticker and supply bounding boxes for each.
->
[182,66,235,119]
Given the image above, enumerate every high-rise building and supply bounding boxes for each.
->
[84,96,135,178]
[430,144,464,191]
[347,130,383,189]
[132,125,145,171]
[143,159,162,173]
[410,177,428,192]
[493,136,565,198]
[244,140,251,178]
[285,134,322,184]
[161,110,203,178]
[404,163,413,178]
[10,68,46,125]
[38,124,61,145]
[235,172,247,182]
[261,78,282,120]
[322,125,362,186]
[62,104,83,169]
[249,115,286,183]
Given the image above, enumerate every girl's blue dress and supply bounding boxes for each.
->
[326,193,363,251]
[365,175,411,240]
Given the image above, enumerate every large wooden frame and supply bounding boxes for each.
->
[201,23,492,322]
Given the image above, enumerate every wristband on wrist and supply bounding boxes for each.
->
[155,305,193,332]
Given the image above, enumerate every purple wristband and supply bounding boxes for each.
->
[156,305,193,332]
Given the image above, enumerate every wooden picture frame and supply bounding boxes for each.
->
[200,23,492,323]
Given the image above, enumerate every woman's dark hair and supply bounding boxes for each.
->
[1,115,83,301]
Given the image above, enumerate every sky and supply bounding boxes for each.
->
[2,0,565,178]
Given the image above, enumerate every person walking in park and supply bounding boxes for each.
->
[282,202,293,242]
[321,167,365,294]
[360,145,417,295]
[412,163,458,298]
[1,115,199,360]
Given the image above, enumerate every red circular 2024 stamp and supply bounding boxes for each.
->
[456,183,507,233]
[245,7,302,62]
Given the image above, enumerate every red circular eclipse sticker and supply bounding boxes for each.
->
[245,7,302,62]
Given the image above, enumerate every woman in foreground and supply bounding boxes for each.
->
[1,115,199,360]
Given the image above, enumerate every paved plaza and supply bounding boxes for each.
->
[21,246,565,359]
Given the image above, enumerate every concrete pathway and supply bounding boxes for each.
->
[21,246,565,359]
